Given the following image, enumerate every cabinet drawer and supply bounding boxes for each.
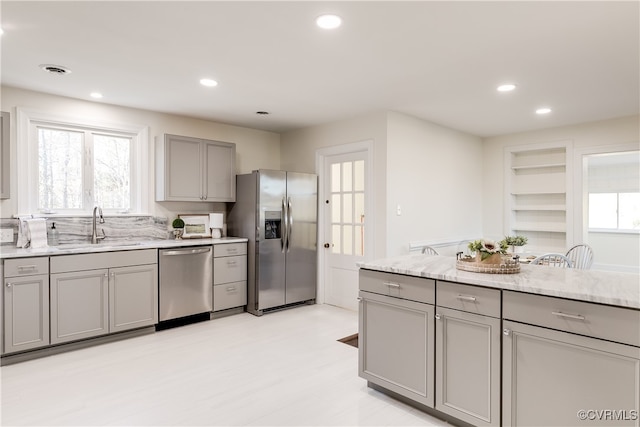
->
[503,290,640,347]
[437,281,501,318]
[214,243,246,258]
[213,281,247,311]
[214,256,247,285]
[359,269,435,305]
[4,257,49,277]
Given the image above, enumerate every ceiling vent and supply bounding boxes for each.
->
[39,64,72,75]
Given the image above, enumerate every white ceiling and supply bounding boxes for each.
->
[1,1,638,137]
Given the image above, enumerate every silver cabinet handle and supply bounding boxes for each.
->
[383,281,400,289]
[104,273,109,278]
[456,295,477,302]
[435,313,441,320]
[503,329,511,336]
[17,265,37,271]
[227,260,238,267]
[552,311,585,321]
[226,286,236,292]
[356,297,363,302]
[6,283,11,288]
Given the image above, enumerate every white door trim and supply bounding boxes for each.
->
[315,140,375,305]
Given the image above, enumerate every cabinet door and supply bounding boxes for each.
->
[50,269,109,344]
[359,291,435,408]
[435,307,501,427]
[214,255,247,285]
[1,111,9,200]
[203,140,235,202]
[3,274,49,353]
[162,134,203,201]
[109,264,158,333]
[503,320,640,426]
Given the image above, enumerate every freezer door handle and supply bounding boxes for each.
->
[286,197,293,252]
[281,197,287,253]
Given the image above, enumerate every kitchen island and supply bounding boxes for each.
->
[358,254,640,427]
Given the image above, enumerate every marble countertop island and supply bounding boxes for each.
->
[0,237,248,259]
[359,254,640,310]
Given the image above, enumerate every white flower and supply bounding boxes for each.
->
[481,239,500,253]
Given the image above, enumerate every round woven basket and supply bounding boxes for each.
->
[456,256,520,274]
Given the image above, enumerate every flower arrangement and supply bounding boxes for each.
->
[501,235,528,247]
[468,238,508,261]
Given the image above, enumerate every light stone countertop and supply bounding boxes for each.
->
[0,237,248,259]
[358,254,640,310]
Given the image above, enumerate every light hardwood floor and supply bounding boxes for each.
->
[1,304,446,426]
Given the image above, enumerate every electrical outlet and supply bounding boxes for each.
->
[0,228,14,243]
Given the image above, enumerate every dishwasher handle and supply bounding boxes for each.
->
[161,247,212,256]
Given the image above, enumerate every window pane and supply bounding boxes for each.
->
[94,134,131,210]
[342,193,353,224]
[354,160,365,191]
[355,193,365,224]
[619,193,640,230]
[38,128,83,210]
[342,162,352,191]
[331,194,341,223]
[331,163,341,193]
[588,193,617,228]
[343,225,353,255]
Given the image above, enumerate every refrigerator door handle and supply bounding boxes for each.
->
[287,197,293,252]
[281,197,287,253]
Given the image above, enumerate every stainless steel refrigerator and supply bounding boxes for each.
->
[228,170,318,316]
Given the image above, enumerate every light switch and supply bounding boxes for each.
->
[396,205,402,216]
[0,228,14,243]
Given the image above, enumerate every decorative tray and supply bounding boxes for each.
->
[456,257,521,274]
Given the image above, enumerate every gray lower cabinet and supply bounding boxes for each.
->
[359,290,435,407]
[502,291,640,427]
[3,257,50,353]
[435,281,501,427]
[109,264,157,332]
[50,249,158,345]
[50,269,109,344]
[213,243,247,311]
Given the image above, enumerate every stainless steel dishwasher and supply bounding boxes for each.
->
[159,246,213,321]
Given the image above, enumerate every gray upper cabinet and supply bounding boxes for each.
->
[3,258,50,353]
[156,134,236,202]
[435,281,501,427]
[1,111,10,199]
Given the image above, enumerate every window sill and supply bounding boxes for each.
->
[588,228,640,235]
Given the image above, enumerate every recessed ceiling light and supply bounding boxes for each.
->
[316,14,342,30]
[497,84,517,92]
[536,107,552,115]
[40,64,71,75]
[90,92,103,99]
[200,78,218,87]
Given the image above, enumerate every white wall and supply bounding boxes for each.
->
[482,115,640,271]
[280,112,388,259]
[281,111,484,259]
[386,112,483,256]
[0,86,281,221]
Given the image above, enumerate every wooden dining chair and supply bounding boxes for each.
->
[421,246,439,255]
[565,244,594,270]
[530,253,573,268]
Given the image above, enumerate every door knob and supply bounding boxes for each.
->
[324,243,330,248]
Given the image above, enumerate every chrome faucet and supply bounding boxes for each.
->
[91,206,106,244]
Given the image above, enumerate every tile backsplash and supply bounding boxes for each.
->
[0,216,169,246]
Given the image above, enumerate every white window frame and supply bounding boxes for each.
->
[16,107,149,215]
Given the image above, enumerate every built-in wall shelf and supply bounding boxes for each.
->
[504,141,573,253]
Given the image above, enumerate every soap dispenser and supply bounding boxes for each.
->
[49,222,59,246]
